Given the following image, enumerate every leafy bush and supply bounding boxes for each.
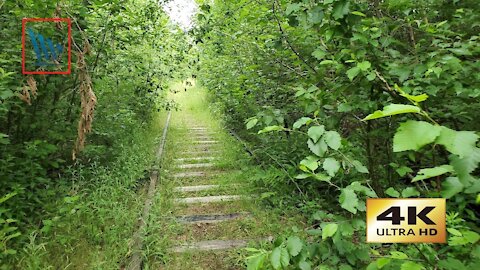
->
[0,0,187,267]
[194,0,480,268]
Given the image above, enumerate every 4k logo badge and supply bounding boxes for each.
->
[367,198,446,243]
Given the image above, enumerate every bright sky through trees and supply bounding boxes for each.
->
[162,0,197,30]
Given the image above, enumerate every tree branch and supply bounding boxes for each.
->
[272,0,318,75]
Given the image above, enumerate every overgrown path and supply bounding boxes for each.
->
[143,82,297,269]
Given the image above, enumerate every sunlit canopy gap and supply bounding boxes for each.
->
[162,0,198,31]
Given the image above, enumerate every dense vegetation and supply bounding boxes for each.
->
[194,0,479,269]
[1,0,479,269]
[0,0,188,268]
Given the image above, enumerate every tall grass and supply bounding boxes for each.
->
[16,112,166,269]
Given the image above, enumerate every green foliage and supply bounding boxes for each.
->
[363,104,421,121]
[412,165,454,182]
[385,187,400,198]
[195,0,480,269]
[0,0,186,267]
[393,121,442,152]
[321,223,338,240]
[0,193,20,259]
[339,188,359,214]
[286,236,302,257]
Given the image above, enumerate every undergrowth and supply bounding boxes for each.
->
[14,112,166,269]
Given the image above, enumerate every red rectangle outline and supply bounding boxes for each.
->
[22,18,71,75]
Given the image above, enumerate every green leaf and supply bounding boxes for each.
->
[395,166,413,177]
[351,11,366,17]
[441,177,464,198]
[400,93,429,103]
[324,131,341,150]
[258,125,284,134]
[393,121,442,152]
[308,125,325,143]
[308,6,324,24]
[357,61,371,71]
[346,66,360,81]
[332,0,350,20]
[438,258,467,270]
[314,173,331,182]
[4,249,17,255]
[366,72,376,81]
[352,160,369,173]
[339,265,353,270]
[247,253,267,270]
[347,181,377,197]
[320,60,335,65]
[385,187,400,198]
[447,228,463,237]
[295,173,312,179]
[412,165,454,182]
[322,223,338,240]
[300,156,319,171]
[323,158,340,176]
[436,127,479,158]
[293,117,312,129]
[295,87,306,97]
[312,49,327,60]
[308,139,327,156]
[339,188,358,214]
[465,178,480,194]
[401,187,420,198]
[464,230,480,243]
[270,247,282,269]
[363,104,421,121]
[390,251,408,260]
[338,103,353,112]
[400,261,424,270]
[4,232,20,241]
[307,85,319,93]
[429,66,442,78]
[286,3,301,15]
[246,118,258,130]
[450,148,480,185]
[0,90,14,100]
[286,236,303,257]
[306,229,322,235]
[449,46,472,56]
[449,235,470,246]
[376,258,391,268]
[260,192,276,199]
[0,192,17,204]
[299,261,312,270]
[366,262,378,270]
[0,133,10,145]
[280,247,290,267]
